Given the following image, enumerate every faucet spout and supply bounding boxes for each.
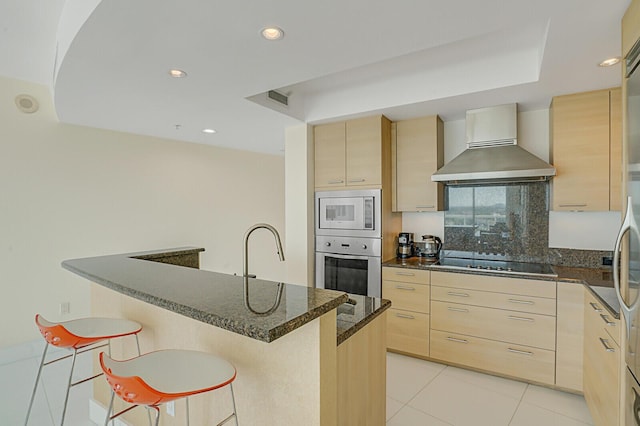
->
[243,223,285,278]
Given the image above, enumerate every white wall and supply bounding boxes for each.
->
[401,109,621,251]
[0,76,286,348]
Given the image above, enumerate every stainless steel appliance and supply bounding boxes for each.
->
[315,189,381,238]
[614,37,640,426]
[315,235,381,297]
[315,189,383,297]
[415,235,442,259]
[397,232,414,259]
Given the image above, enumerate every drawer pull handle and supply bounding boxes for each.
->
[447,307,469,313]
[600,314,616,326]
[416,205,435,209]
[599,337,616,352]
[590,302,603,312]
[395,285,416,291]
[507,348,534,356]
[347,178,366,183]
[395,272,415,276]
[446,337,469,344]
[508,298,534,305]
[328,179,344,184]
[559,203,587,207]
[447,292,470,298]
[395,313,415,320]
[507,315,534,322]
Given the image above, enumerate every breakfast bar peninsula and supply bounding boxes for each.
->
[62,247,389,426]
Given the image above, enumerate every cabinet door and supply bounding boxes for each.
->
[395,116,444,212]
[610,88,622,211]
[555,282,584,392]
[346,116,382,186]
[551,90,611,211]
[314,122,346,188]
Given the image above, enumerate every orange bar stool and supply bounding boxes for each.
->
[100,349,238,426]
[25,314,143,426]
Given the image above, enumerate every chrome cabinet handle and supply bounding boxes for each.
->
[447,307,469,313]
[347,178,366,183]
[589,302,603,312]
[508,298,534,305]
[507,315,534,322]
[613,196,640,339]
[395,285,416,291]
[447,292,470,298]
[395,271,415,276]
[600,314,616,326]
[446,337,468,344]
[599,337,616,352]
[507,348,534,356]
[328,179,344,184]
[559,203,587,208]
[395,313,415,319]
[416,205,435,209]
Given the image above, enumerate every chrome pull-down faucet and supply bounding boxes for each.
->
[242,223,285,278]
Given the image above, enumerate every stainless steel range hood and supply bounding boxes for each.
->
[431,104,555,185]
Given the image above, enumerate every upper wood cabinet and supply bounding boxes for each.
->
[314,115,391,190]
[550,88,622,211]
[392,116,444,212]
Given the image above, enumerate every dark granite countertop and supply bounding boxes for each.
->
[336,295,391,346]
[62,247,349,343]
[382,257,620,318]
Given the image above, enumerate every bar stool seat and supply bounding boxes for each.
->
[100,349,238,426]
[25,314,143,426]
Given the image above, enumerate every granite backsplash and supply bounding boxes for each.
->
[442,182,612,268]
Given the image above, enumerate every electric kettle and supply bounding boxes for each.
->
[416,235,442,258]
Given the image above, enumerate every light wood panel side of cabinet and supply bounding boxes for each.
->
[551,89,611,211]
[393,115,444,212]
[555,282,584,393]
[610,87,623,211]
[314,121,346,188]
[623,0,640,58]
[346,116,383,187]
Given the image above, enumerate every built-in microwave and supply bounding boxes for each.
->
[315,189,381,238]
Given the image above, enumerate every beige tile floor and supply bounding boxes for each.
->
[3,341,594,425]
[387,352,594,426]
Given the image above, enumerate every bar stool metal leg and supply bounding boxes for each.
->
[60,348,78,426]
[24,342,49,426]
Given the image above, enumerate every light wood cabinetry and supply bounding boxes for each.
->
[314,115,391,190]
[430,270,557,385]
[382,267,430,357]
[550,88,622,211]
[583,290,620,426]
[623,0,640,58]
[392,115,444,212]
[555,282,584,392]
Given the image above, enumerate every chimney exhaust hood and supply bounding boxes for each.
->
[431,104,555,185]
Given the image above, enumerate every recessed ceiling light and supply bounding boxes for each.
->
[169,69,187,78]
[598,57,621,67]
[202,128,216,134]
[261,27,284,41]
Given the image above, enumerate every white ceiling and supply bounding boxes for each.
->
[0,0,631,154]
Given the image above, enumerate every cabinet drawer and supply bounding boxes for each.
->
[431,285,556,316]
[430,329,555,385]
[387,308,429,357]
[431,301,556,350]
[431,271,556,299]
[383,280,429,313]
[382,267,429,285]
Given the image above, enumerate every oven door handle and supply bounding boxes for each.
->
[319,252,378,261]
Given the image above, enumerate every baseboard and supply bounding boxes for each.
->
[89,399,132,426]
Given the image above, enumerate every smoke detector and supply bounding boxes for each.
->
[15,94,39,114]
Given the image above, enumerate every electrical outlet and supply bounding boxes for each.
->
[166,401,175,416]
[60,302,70,315]
[602,256,613,266]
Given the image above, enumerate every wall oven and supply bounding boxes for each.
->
[315,189,383,297]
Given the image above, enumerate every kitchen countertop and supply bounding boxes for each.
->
[383,257,620,318]
[336,294,391,345]
[63,247,351,343]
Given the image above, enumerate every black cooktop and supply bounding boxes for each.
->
[435,257,557,277]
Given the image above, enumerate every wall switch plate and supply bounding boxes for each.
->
[60,302,70,315]
[602,256,613,266]
[166,401,175,416]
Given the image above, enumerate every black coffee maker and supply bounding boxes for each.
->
[396,232,414,258]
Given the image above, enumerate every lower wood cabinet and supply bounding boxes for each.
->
[555,282,584,392]
[583,290,620,426]
[387,308,429,357]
